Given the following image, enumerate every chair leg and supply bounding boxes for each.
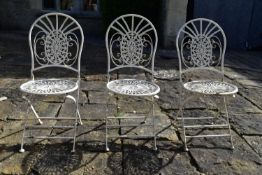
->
[179,86,188,151]
[76,90,83,125]
[22,96,43,124]
[66,95,83,125]
[65,94,80,152]
[20,100,30,153]
[72,116,77,153]
[105,91,111,151]
[20,120,27,153]
[105,118,109,151]
[223,96,234,150]
[152,96,157,151]
[72,100,79,152]
[77,107,83,125]
[180,106,188,151]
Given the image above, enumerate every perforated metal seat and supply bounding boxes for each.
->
[183,80,238,95]
[20,79,78,95]
[107,79,160,96]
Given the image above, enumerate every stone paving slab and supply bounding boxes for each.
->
[0,78,28,89]
[0,99,62,121]
[117,96,152,114]
[0,32,262,174]
[20,143,122,175]
[72,151,123,175]
[122,140,200,175]
[80,80,107,92]
[118,72,146,80]
[119,110,178,142]
[122,145,165,175]
[244,136,262,157]
[238,79,262,88]
[156,142,200,175]
[188,131,262,174]
[157,80,218,111]
[0,88,24,102]
[227,94,262,114]
[0,121,24,145]
[59,102,116,120]
[226,51,262,72]
[239,87,262,109]
[0,147,28,174]
[51,120,119,145]
[225,68,262,81]
[88,90,116,105]
[230,113,262,135]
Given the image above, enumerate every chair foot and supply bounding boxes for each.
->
[19,148,25,153]
[38,120,43,125]
[231,145,235,150]
[106,147,110,152]
[154,146,158,151]
[184,146,189,152]
[78,121,83,125]
[71,149,75,153]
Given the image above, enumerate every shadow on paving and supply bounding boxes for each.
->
[22,144,83,174]
[21,142,120,175]
[109,144,163,175]
[18,141,183,175]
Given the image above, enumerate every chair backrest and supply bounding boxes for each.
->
[176,18,226,81]
[29,12,84,79]
[105,14,158,77]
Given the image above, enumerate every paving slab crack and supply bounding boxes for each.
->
[230,125,262,158]
[238,91,262,111]
[83,90,90,104]
[174,129,203,174]
[241,133,262,136]
[224,74,262,111]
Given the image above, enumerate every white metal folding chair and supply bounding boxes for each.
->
[105,14,159,151]
[176,18,238,151]
[19,12,84,153]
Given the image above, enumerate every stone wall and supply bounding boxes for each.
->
[0,0,103,36]
[0,0,39,30]
[0,0,190,49]
[161,0,188,48]
[192,0,262,49]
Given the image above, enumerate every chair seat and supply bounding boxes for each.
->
[183,80,238,95]
[107,79,160,96]
[20,79,78,95]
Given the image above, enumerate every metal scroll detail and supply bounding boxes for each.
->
[108,15,156,67]
[110,32,153,67]
[32,15,80,67]
[179,19,224,68]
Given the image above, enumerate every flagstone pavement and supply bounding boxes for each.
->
[0,31,262,174]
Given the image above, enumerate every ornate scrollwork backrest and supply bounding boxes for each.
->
[29,13,84,74]
[106,14,158,74]
[176,18,226,76]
